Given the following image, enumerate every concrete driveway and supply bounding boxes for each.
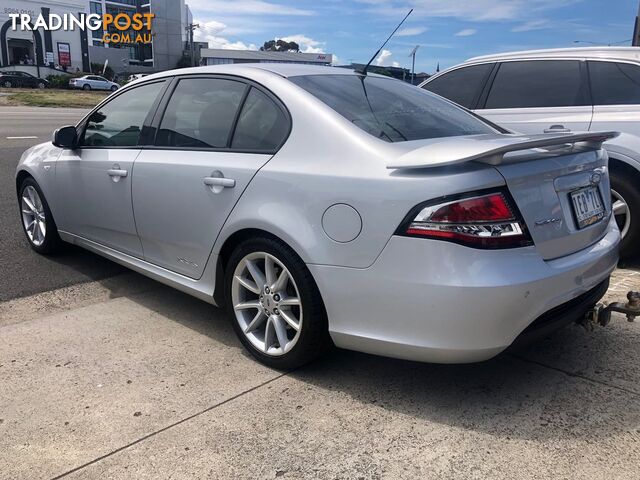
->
[1,268,639,480]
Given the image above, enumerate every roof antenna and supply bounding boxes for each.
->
[356,8,413,76]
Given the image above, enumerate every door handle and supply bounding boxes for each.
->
[204,177,235,188]
[107,169,128,178]
[544,124,571,134]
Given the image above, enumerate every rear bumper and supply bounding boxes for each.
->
[309,216,620,363]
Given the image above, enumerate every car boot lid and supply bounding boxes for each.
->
[387,131,619,169]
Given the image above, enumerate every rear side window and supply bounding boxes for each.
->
[231,87,288,150]
[485,60,588,109]
[156,78,246,148]
[589,61,640,105]
[81,81,165,147]
[422,63,493,109]
[290,74,494,142]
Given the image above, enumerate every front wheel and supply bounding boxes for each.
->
[82,84,91,91]
[19,177,63,254]
[110,85,118,92]
[3,80,11,88]
[225,236,331,369]
[611,170,640,260]
[37,82,46,89]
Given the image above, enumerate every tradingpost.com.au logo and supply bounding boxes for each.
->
[8,11,155,45]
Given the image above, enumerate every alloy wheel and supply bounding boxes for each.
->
[4,81,11,88]
[612,189,631,239]
[21,185,46,246]
[231,252,303,356]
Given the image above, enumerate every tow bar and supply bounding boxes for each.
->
[580,291,640,330]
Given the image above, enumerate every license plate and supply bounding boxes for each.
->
[570,186,605,229]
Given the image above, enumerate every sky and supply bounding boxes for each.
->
[189,0,640,73]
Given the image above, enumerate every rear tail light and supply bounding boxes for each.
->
[399,190,533,249]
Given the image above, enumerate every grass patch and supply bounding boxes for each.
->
[0,88,109,108]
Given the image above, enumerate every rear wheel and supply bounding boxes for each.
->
[3,80,11,88]
[225,236,331,369]
[610,169,640,260]
[19,177,63,255]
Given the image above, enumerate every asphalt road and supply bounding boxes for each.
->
[0,106,125,302]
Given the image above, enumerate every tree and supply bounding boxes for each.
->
[260,39,300,52]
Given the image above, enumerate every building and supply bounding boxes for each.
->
[87,0,191,74]
[0,0,191,76]
[201,48,333,66]
[0,0,91,74]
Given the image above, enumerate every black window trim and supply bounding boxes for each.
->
[146,73,292,155]
[586,58,640,107]
[423,62,497,110]
[477,58,591,110]
[74,78,170,150]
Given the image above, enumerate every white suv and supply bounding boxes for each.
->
[420,47,640,260]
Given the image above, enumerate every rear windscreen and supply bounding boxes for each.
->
[289,74,495,142]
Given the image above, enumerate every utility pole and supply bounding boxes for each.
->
[186,23,200,66]
[633,1,640,46]
[408,45,419,84]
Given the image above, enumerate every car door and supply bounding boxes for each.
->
[421,63,495,110]
[475,59,593,134]
[132,76,290,278]
[587,60,640,137]
[20,72,37,87]
[55,80,167,257]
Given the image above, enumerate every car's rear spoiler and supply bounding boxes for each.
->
[387,131,620,170]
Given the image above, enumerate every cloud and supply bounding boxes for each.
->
[511,19,551,32]
[375,49,399,67]
[455,28,477,36]
[278,34,326,53]
[186,0,314,16]
[194,20,258,50]
[397,26,427,36]
[358,0,580,22]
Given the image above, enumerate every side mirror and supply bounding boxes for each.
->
[52,126,78,148]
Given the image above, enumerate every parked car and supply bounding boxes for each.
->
[69,75,119,91]
[16,64,620,368]
[420,47,640,260]
[0,70,48,89]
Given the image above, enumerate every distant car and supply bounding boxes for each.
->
[16,64,620,368]
[420,47,640,260]
[69,75,119,91]
[0,70,48,89]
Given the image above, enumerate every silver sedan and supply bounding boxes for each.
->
[16,64,620,368]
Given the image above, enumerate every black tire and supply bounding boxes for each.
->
[110,85,118,92]
[224,236,331,369]
[83,84,91,91]
[610,169,640,260]
[37,82,46,89]
[3,80,11,88]
[18,177,63,255]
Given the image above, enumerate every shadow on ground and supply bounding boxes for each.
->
[121,277,640,444]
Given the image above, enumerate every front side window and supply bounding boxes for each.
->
[422,63,494,109]
[589,61,640,105]
[289,74,494,142]
[485,60,588,109]
[231,87,289,150]
[156,78,246,148]
[81,81,164,147]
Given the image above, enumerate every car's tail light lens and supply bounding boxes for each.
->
[401,191,533,249]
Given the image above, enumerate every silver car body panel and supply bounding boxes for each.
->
[17,63,621,363]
